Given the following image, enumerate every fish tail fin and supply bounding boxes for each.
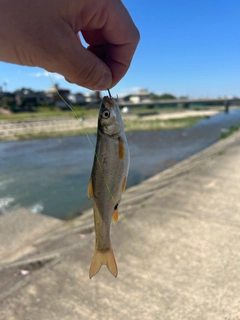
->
[89,246,118,279]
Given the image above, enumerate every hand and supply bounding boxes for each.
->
[0,0,140,90]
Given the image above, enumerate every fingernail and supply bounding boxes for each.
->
[92,72,112,90]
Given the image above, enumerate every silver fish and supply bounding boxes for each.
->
[88,95,130,278]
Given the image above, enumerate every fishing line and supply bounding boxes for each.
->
[48,73,171,318]
[107,89,112,99]
[48,73,95,151]
[48,74,117,211]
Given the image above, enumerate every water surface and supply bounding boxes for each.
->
[1,108,240,219]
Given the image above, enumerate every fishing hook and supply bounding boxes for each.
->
[107,89,112,99]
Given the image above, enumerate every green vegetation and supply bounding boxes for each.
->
[149,93,177,100]
[0,105,191,121]
[0,106,98,120]
[123,116,204,132]
[1,96,16,110]
[126,106,183,115]
[218,150,226,155]
[220,126,240,139]
[13,128,97,141]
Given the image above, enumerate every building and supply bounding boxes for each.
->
[45,84,71,109]
[84,91,101,104]
[120,89,151,104]
[129,89,151,104]
[68,93,86,105]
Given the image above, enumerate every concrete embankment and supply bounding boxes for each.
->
[0,117,92,141]
[1,131,240,319]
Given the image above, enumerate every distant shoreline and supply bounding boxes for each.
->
[0,109,222,142]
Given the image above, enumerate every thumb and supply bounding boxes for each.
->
[52,32,113,90]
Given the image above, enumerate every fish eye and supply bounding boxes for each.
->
[102,109,110,119]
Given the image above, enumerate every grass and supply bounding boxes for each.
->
[220,126,240,139]
[0,104,219,121]
[123,116,204,132]
[218,150,226,155]
[12,129,96,141]
[0,106,179,120]
[0,106,98,121]
[129,106,182,114]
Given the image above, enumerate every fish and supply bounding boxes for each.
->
[88,95,130,279]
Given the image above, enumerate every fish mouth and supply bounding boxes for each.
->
[102,96,115,107]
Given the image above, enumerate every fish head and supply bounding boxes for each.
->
[99,96,122,136]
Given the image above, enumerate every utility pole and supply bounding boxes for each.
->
[3,81,8,92]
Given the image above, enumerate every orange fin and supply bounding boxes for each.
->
[118,137,124,159]
[89,247,118,279]
[122,176,127,193]
[88,177,93,198]
[112,208,118,223]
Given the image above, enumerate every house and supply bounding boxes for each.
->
[129,89,151,103]
[45,84,71,109]
[68,93,86,105]
[121,89,151,104]
[84,91,101,104]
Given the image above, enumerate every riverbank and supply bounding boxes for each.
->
[1,130,240,319]
[0,108,221,141]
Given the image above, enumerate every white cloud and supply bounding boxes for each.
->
[30,71,64,80]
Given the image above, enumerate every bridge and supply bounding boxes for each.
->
[119,97,240,112]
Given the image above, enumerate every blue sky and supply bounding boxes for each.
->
[0,0,240,98]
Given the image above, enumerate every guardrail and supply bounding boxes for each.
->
[118,98,240,112]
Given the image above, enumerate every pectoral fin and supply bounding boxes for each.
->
[88,177,93,198]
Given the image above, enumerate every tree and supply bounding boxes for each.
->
[149,93,176,100]
[14,88,35,95]
[158,93,176,100]
[1,95,16,111]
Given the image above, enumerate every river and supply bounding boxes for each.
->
[1,108,240,219]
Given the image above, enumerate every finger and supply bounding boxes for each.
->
[48,29,113,90]
[104,1,140,85]
[87,43,135,88]
[107,40,140,87]
[81,0,140,86]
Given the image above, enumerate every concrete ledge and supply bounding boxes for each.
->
[0,208,63,263]
[0,131,240,319]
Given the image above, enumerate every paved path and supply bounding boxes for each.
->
[0,132,240,319]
